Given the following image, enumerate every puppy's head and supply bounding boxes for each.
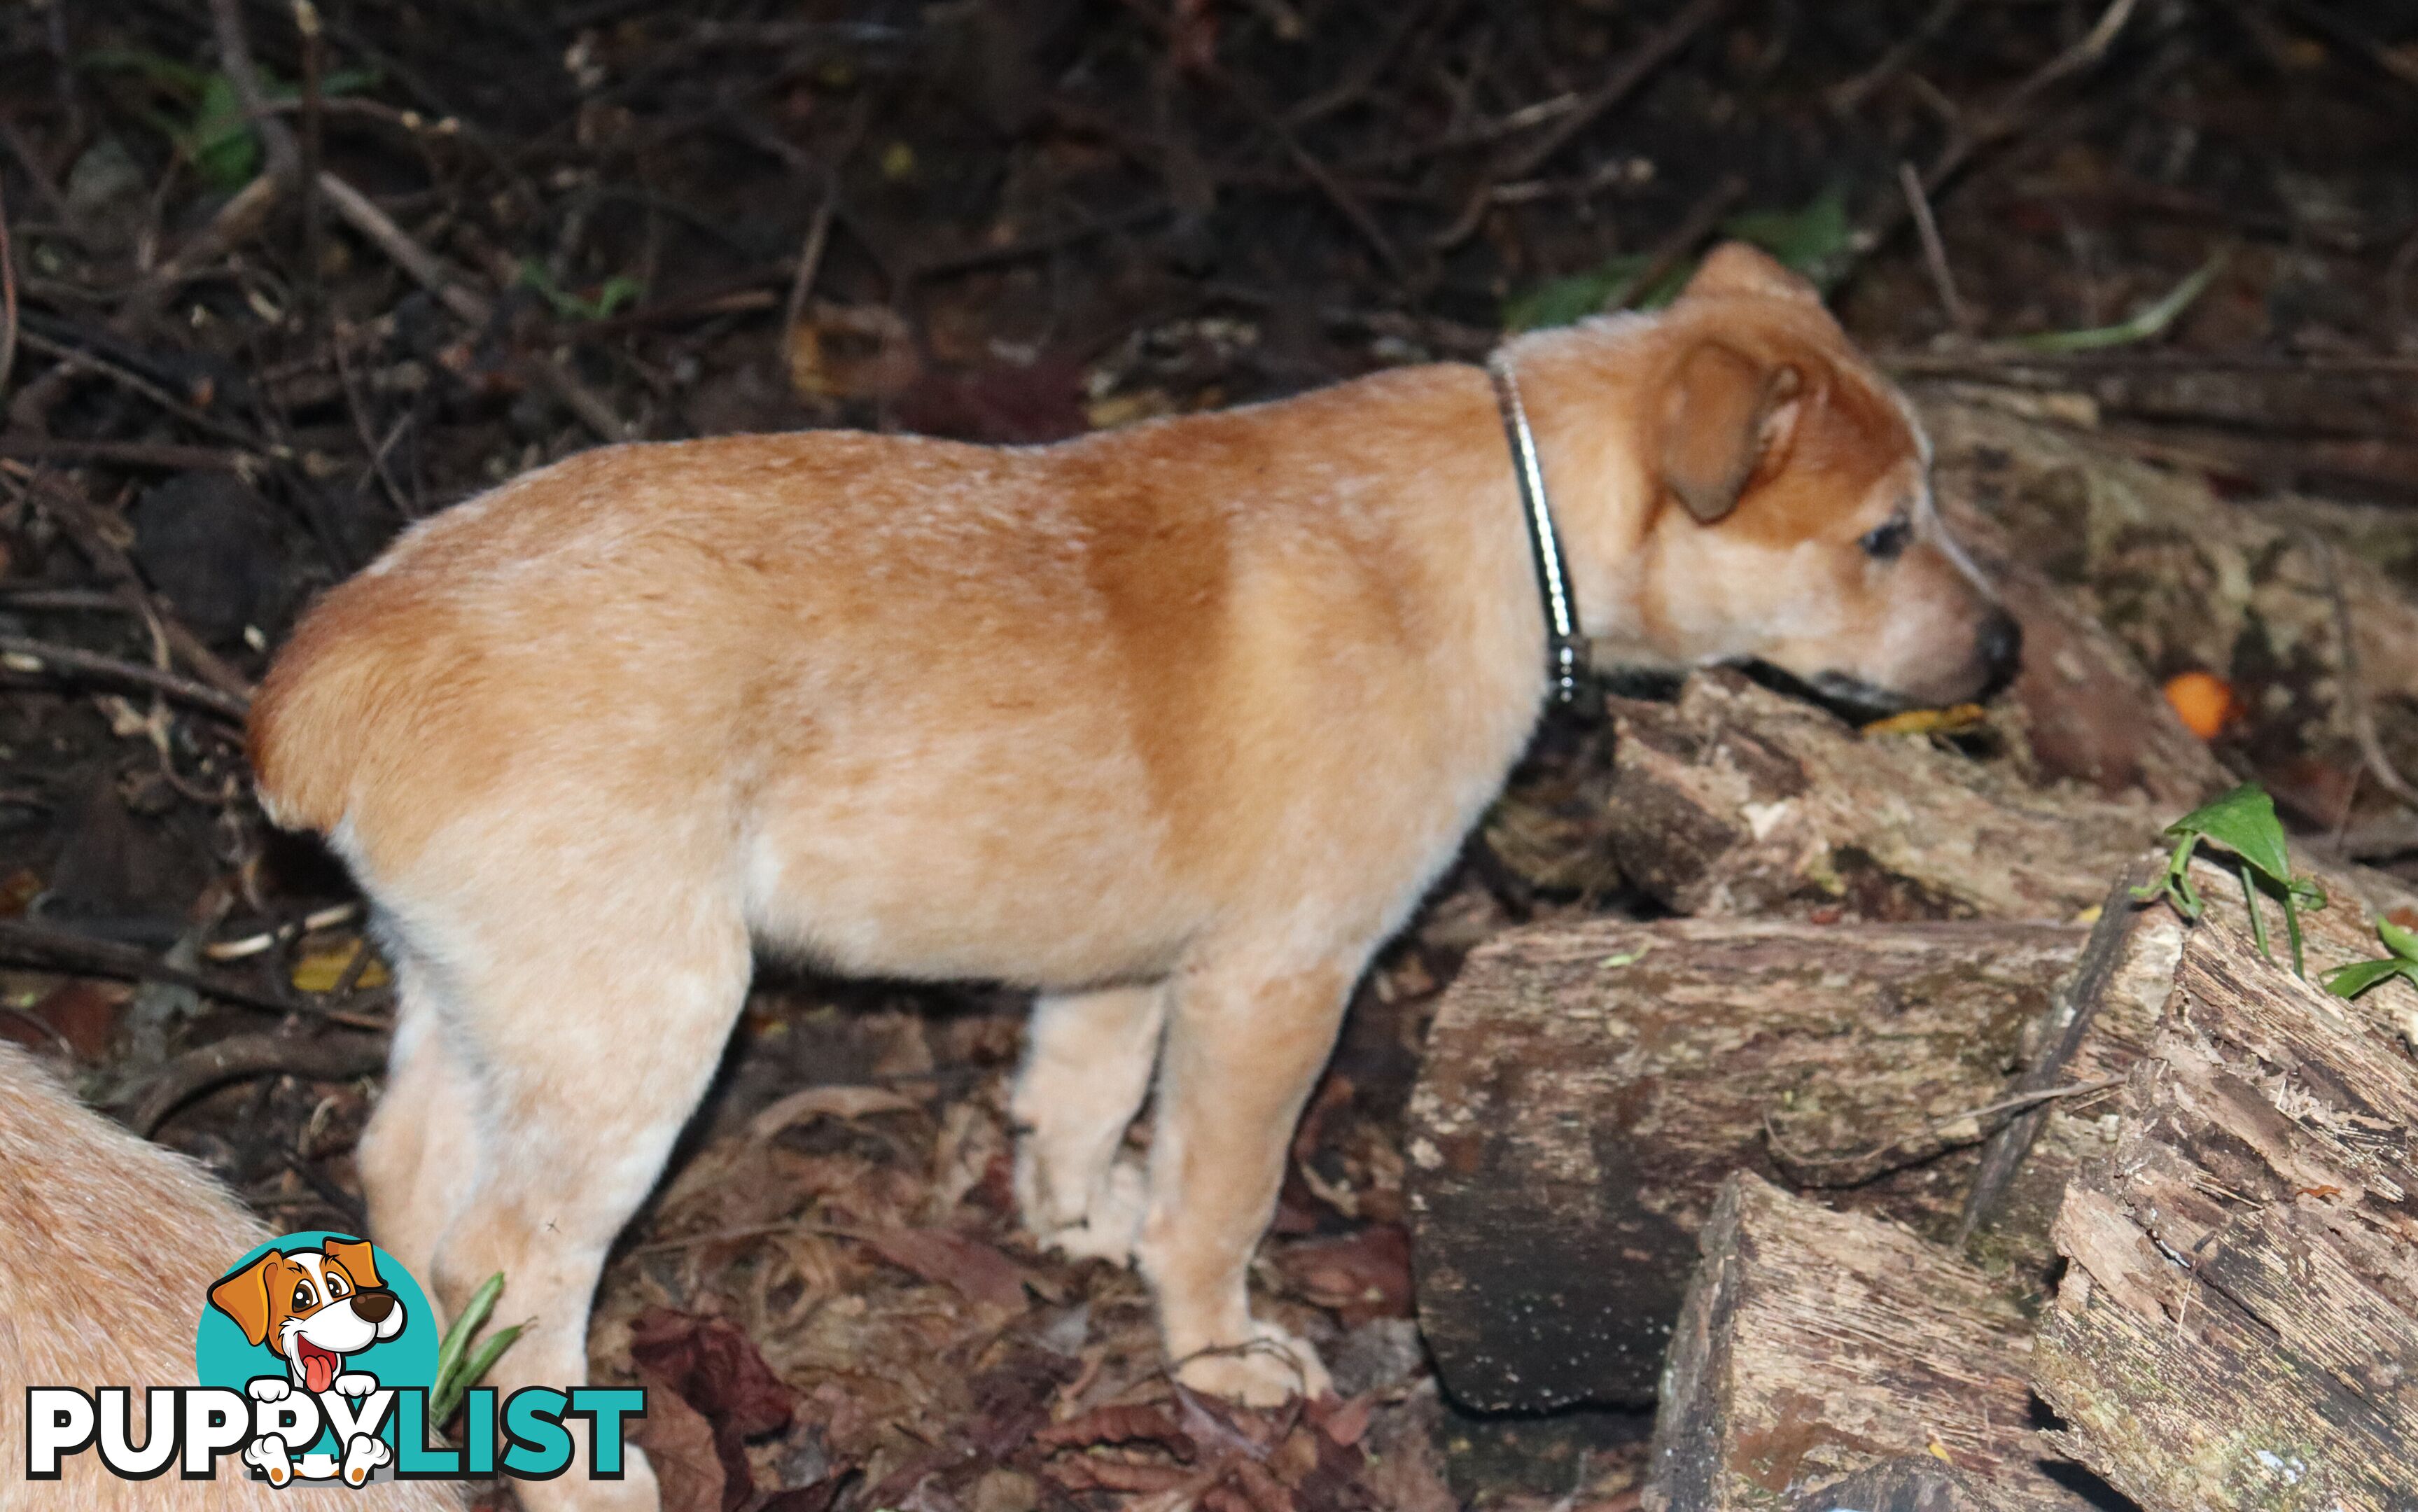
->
[208,1238,405,1393]
[1609,243,2018,711]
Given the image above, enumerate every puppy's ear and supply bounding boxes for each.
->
[1682,242,1822,304]
[209,1252,284,1348]
[1659,342,1805,525]
[323,1237,382,1292]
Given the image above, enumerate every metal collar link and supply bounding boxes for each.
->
[1487,354,1584,706]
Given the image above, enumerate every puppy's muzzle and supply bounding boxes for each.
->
[1975,608,2022,699]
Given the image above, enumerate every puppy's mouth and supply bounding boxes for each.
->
[1734,662,1917,722]
[295,1336,342,1394]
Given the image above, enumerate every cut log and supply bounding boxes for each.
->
[1642,1172,2097,1512]
[2030,918,2418,1511]
[1602,669,2162,922]
[1962,847,2418,1287]
[1408,916,2085,1410]
[1409,846,2418,1413]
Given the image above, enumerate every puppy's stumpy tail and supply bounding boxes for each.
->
[248,573,435,836]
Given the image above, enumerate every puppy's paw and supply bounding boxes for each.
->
[246,1376,291,1404]
[340,1433,393,1487]
[1032,1159,1146,1265]
[1173,1322,1333,1408]
[333,1371,377,1396]
[242,1435,294,1486]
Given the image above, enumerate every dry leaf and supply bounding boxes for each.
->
[853,1226,1028,1310]
[290,941,390,993]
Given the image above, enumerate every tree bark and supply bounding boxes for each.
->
[1408,916,2085,1410]
[1785,1457,2013,1512]
[2030,918,2418,1512]
[1644,1172,2099,1512]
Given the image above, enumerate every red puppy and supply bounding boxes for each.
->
[251,246,2012,1511]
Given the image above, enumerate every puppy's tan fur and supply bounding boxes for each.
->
[0,1044,461,1509]
[249,246,2008,1511]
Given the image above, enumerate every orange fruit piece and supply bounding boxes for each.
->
[2163,670,2236,739]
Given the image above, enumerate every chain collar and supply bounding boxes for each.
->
[1487,353,1584,705]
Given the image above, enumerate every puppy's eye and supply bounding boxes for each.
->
[293,1282,314,1310]
[1860,516,1912,561]
[327,1275,347,1296]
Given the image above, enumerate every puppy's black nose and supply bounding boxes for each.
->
[1976,608,2023,692]
[352,1291,398,1324]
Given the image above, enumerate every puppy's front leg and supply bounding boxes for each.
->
[1138,955,1355,1405]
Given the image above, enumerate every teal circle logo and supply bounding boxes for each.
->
[195,1232,438,1464]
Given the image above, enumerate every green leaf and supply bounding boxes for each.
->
[2008,251,2228,354]
[2163,783,2294,885]
[430,1322,524,1428]
[2323,958,2413,998]
[2377,918,2418,962]
[185,73,259,191]
[1502,253,1689,332]
[517,261,649,322]
[1721,185,1854,292]
[433,1271,504,1401]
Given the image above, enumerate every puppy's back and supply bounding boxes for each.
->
[0,1044,461,1508]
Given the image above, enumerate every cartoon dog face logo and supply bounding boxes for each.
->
[207,1237,405,1395]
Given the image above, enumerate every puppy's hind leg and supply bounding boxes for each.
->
[1013,983,1166,1264]
[420,885,753,1512]
[357,957,478,1292]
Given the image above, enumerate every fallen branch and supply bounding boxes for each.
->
[1433,0,1733,248]
[0,635,253,722]
[123,1028,388,1135]
[1767,1075,2125,1189]
[8,468,257,703]
[1958,865,2147,1242]
[0,918,384,1024]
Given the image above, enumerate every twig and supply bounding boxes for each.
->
[2268,0,2418,96]
[2311,533,2418,808]
[1831,0,1970,113]
[123,1029,388,1135]
[1434,0,1733,249]
[0,918,382,1023]
[8,468,257,702]
[1899,160,1972,334]
[0,636,252,722]
[294,0,328,331]
[75,0,308,341]
[1958,863,2148,1242]
[13,330,278,456]
[1767,1076,2124,1188]
[1599,173,1745,312]
[1217,69,1407,279]
[0,173,18,396]
[314,172,493,326]
[782,178,839,353]
[0,437,250,471]
[529,356,631,443]
[203,902,363,963]
[1842,0,2143,283]
[314,172,629,442]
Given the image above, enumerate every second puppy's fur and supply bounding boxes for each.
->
[251,246,2015,1510]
